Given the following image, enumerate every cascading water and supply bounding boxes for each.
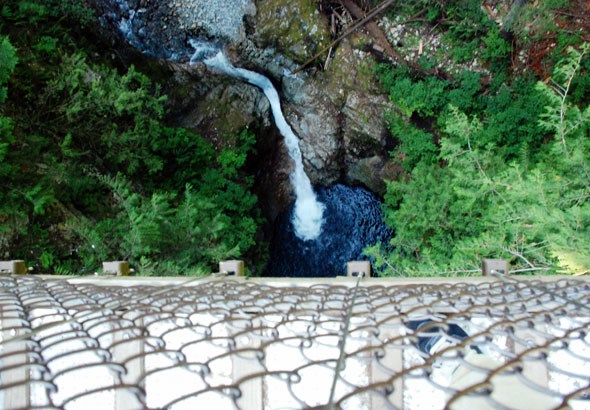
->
[188,40,325,241]
[104,1,393,276]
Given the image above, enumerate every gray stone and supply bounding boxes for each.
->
[172,0,256,44]
[342,91,391,163]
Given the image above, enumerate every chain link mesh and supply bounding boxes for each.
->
[1,275,589,409]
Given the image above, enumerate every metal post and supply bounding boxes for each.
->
[370,317,404,409]
[482,259,509,276]
[102,261,131,276]
[232,316,262,409]
[0,318,31,408]
[0,260,27,275]
[112,317,144,409]
[219,260,245,277]
[347,261,371,278]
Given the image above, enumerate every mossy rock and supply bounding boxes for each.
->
[179,83,267,146]
[322,36,380,106]
[254,0,330,64]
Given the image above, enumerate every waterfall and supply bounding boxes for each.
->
[108,1,325,240]
[189,40,325,241]
[112,0,140,49]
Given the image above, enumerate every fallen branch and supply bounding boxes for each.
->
[340,0,399,59]
[293,0,396,73]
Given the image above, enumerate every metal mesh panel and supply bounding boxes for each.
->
[1,275,589,409]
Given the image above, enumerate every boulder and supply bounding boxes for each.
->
[175,81,270,143]
[346,156,403,196]
[253,0,330,64]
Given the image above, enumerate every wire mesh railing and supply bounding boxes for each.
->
[0,275,589,409]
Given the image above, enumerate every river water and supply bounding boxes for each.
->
[266,184,392,277]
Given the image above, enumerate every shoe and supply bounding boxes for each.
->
[406,319,481,355]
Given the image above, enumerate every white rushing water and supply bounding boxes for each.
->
[189,40,324,240]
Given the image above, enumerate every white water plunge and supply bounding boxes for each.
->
[189,40,324,241]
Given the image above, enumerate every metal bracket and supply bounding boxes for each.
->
[219,260,245,277]
[482,259,509,276]
[347,261,371,278]
[0,260,28,275]
[102,261,131,276]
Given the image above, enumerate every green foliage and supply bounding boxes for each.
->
[46,53,172,178]
[66,129,260,276]
[377,65,449,170]
[378,56,548,171]
[51,0,95,28]
[479,79,548,158]
[12,1,48,24]
[0,35,16,178]
[481,28,512,61]
[0,118,11,162]
[0,1,264,274]
[32,36,58,55]
[536,45,590,148]
[480,27,512,73]
[508,0,568,43]
[39,250,55,270]
[0,36,17,102]
[48,58,261,273]
[446,71,482,112]
[446,38,480,65]
[375,44,590,276]
[387,116,437,170]
[2,0,94,27]
[400,0,491,37]
[24,183,56,215]
[381,73,448,118]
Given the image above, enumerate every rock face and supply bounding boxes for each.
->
[90,0,256,61]
[175,81,270,143]
[280,36,396,196]
[252,0,330,64]
[90,0,397,219]
[172,0,255,44]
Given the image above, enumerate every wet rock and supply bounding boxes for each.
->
[342,91,391,162]
[347,156,386,194]
[255,129,295,222]
[91,0,256,60]
[175,81,270,143]
[269,37,395,191]
[282,81,341,186]
[172,0,256,44]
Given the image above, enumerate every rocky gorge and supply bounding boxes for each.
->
[90,0,399,222]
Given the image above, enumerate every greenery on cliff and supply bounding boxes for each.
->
[367,0,590,275]
[1,0,588,277]
[0,0,262,275]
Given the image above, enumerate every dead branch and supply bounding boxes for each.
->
[293,0,396,73]
[340,0,400,59]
